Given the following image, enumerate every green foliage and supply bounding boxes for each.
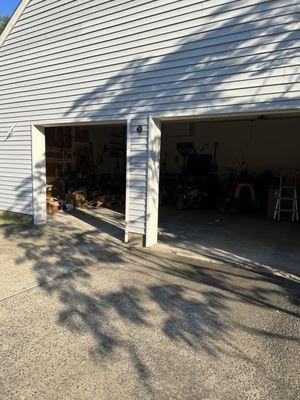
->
[0,16,10,35]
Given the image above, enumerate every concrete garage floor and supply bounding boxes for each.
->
[0,208,299,399]
[158,206,300,278]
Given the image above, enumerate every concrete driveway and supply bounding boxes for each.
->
[0,211,299,400]
[158,206,300,278]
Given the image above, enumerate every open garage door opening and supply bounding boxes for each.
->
[158,113,300,276]
[44,123,127,241]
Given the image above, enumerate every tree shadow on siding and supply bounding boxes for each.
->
[65,1,300,121]
[62,0,300,273]
[2,1,300,394]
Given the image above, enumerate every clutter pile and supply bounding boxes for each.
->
[46,173,125,215]
[45,125,126,215]
[46,185,60,215]
[160,141,297,219]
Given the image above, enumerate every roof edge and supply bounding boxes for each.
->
[0,0,31,48]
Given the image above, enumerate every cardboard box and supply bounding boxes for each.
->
[65,192,87,208]
[46,184,53,197]
[47,197,60,215]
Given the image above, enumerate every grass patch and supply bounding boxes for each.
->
[0,216,23,224]
[0,212,32,225]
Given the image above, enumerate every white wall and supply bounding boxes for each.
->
[161,117,300,178]
[0,0,300,234]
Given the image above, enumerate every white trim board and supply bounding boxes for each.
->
[0,0,31,48]
[124,119,131,243]
[145,117,161,247]
[32,118,127,127]
[150,108,300,122]
[31,124,46,225]
[31,118,130,237]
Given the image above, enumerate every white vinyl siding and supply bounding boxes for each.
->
[0,123,33,214]
[0,0,300,231]
[127,117,148,234]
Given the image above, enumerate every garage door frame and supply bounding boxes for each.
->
[145,109,300,247]
[31,118,128,236]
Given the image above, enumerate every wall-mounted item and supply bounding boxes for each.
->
[177,142,194,171]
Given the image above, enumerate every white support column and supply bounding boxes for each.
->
[124,119,131,243]
[125,115,150,245]
[145,117,161,247]
[31,125,47,225]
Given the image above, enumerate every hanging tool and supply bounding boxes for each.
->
[0,124,16,142]
[211,142,219,172]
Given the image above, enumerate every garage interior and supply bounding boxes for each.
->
[43,115,300,277]
[158,114,300,276]
[45,123,127,238]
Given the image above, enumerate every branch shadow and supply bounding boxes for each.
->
[1,1,300,394]
[1,216,300,392]
[65,1,300,121]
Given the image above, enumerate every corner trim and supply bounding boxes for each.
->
[0,0,31,48]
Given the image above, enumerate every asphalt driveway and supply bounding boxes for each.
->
[0,214,299,400]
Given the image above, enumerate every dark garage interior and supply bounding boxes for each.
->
[44,124,127,233]
[42,116,300,276]
[158,114,300,276]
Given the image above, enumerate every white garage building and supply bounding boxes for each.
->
[0,0,300,247]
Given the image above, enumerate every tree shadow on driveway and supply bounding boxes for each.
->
[1,219,299,395]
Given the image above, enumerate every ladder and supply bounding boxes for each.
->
[274,174,299,222]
